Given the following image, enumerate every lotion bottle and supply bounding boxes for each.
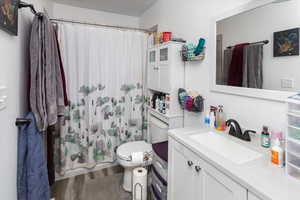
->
[271,137,285,167]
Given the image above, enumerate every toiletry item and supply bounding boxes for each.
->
[261,126,271,148]
[159,32,164,43]
[161,96,166,114]
[152,93,159,109]
[159,97,163,113]
[150,95,153,108]
[209,109,216,129]
[216,105,226,131]
[162,97,165,113]
[155,97,160,111]
[204,108,210,127]
[165,94,170,115]
[154,33,160,45]
[271,131,285,148]
[271,134,285,167]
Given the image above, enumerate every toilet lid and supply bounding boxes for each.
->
[117,141,152,160]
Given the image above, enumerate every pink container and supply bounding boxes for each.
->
[163,32,172,43]
[271,131,283,140]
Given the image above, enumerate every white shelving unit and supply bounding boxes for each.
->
[147,41,185,117]
[146,41,185,142]
[286,95,300,181]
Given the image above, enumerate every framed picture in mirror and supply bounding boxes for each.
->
[0,0,18,36]
[274,28,299,57]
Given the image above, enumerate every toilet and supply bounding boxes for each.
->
[117,114,169,192]
[117,141,153,192]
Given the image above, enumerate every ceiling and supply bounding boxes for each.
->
[51,0,158,16]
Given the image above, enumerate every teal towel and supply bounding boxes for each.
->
[194,38,206,56]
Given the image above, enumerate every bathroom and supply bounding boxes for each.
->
[0,0,300,199]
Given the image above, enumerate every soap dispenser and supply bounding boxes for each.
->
[216,105,226,131]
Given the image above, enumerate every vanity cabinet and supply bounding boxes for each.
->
[168,138,247,200]
[168,138,204,200]
[202,163,247,200]
[147,42,184,94]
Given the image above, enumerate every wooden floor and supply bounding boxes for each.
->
[52,166,132,200]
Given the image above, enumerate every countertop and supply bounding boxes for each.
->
[168,127,300,200]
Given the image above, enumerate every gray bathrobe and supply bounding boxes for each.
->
[30,14,65,131]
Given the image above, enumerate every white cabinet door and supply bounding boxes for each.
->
[159,46,169,65]
[169,139,204,200]
[193,163,204,200]
[202,164,247,200]
[169,144,195,200]
[169,139,246,200]
[248,192,263,200]
[158,46,171,93]
[148,49,159,90]
[159,64,171,93]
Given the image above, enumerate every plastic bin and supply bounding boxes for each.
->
[288,126,300,140]
[151,168,167,200]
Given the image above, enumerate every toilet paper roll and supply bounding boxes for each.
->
[132,167,148,200]
[131,152,144,164]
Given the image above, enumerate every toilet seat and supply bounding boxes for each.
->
[117,141,152,162]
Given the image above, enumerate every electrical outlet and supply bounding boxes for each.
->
[0,86,7,111]
[281,79,294,89]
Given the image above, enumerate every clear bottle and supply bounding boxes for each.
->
[204,107,210,127]
[209,109,216,129]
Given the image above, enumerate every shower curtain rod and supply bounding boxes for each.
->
[50,18,152,33]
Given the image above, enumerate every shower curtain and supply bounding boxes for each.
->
[55,23,148,175]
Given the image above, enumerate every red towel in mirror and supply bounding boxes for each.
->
[228,43,249,87]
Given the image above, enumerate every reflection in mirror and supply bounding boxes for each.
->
[216,0,300,92]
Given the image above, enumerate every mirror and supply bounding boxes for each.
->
[216,0,300,92]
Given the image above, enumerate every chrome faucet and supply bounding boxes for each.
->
[226,119,255,142]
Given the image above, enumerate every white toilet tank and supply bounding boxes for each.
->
[148,114,169,144]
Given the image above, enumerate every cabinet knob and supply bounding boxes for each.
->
[187,161,194,167]
[195,166,202,172]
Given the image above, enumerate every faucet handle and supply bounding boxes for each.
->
[243,130,256,142]
[244,130,256,135]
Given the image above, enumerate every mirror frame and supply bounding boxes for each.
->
[210,0,297,102]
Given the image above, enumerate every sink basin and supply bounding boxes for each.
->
[189,132,262,164]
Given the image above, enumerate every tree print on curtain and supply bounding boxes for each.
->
[55,83,145,175]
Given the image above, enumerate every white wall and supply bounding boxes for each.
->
[52,3,140,28]
[0,1,53,199]
[140,0,286,132]
[217,0,300,92]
